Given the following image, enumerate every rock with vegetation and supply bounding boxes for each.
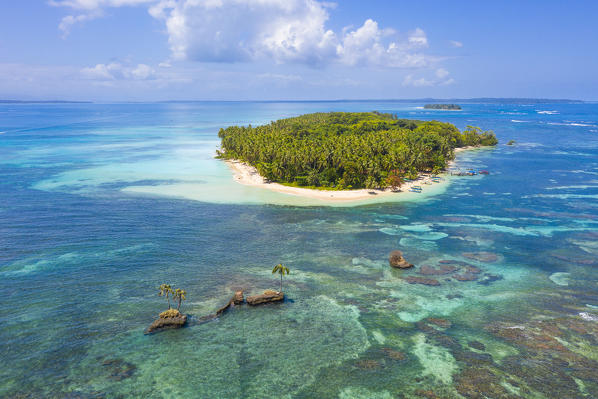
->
[217,112,497,190]
[147,284,188,334]
[389,250,414,269]
[146,309,187,334]
[272,263,290,292]
[247,289,284,305]
[507,140,516,145]
[424,104,462,110]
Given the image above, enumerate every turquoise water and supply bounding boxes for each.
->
[1,101,598,398]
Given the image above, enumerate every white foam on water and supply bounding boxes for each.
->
[435,222,598,238]
[399,224,433,233]
[549,272,570,286]
[545,185,598,190]
[444,214,516,222]
[435,222,536,237]
[526,193,598,200]
[547,122,597,127]
[409,232,449,241]
[568,239,598,255]
[379,227,403,236]
[1,244,154,276]
[537,110,559,114]
[579,312,598,321]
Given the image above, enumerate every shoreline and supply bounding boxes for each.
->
[223,146,477,202]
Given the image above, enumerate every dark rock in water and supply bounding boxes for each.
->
[454,272,479,282]
[216,290,245,316]
[102,358,137,381]
[146,309,187,334]
[455,367,518,399]
[416,321,440,335]
[427,318,452,329]
[246,289,284,305]
[418,265,458,275]
[198,313,218,324]
[433,334,461,350]
[389,250,414,269]
[477,274,503,285]
[381,347,406,361]
[446,293,463,299]
[439,259,471,266]
[415,390,443,399]
[355,359,383,370]
[468,340,486,351]
[500,355,584,398]
[466,266,482,274]
[453,350,494,366]
[404,276,440,286]
[462,252,499,263]
[196,291,246,325]
[232,290,244,305]
[553,254,598,265]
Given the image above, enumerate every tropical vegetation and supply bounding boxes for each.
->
[424,104,462,110]
[272,263,290,293]
[158,284,187,312]
[173,288,187,311]
[158,283,173,309]
[217,112,497,189]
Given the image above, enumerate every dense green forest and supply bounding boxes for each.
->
[217,112,497,190]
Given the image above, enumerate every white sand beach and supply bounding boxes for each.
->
[225,160,446,202]
[223,146,479,202]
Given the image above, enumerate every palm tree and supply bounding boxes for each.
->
[272,263,290,293]
[159,284,173,309]
[173,288,187,311]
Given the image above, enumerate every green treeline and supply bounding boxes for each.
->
[217,112,497,190]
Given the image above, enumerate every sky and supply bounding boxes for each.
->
[0,0,597,101]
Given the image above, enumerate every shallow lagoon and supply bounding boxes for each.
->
[1,101,598,398]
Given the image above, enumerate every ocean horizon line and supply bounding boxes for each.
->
[0,97,590,105]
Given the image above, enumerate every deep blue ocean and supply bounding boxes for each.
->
[1,101,598,398]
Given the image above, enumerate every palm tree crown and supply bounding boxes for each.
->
[173,288,187,311]
[272,263,290,293]
[159,283,174,309]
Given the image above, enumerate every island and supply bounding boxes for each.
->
[424,104,462,110]
[217,112,497,200]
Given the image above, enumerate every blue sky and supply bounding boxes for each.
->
[1,0,597,101]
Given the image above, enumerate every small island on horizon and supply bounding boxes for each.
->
[424,104,462,110]
[216,112,497,201]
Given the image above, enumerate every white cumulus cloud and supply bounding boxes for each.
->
[81,62,156,80]
[150,1,433,68]
[403,68,455,87]
[54,0,437,69]
[50,0,156,35]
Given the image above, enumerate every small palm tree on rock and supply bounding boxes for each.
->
[159,284,174,309]
[173,288,187,311]
[272,263,290,293]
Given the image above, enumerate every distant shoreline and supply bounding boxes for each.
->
[223,147,475,202]
[0,100,92,104]
[1,98,586,104]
